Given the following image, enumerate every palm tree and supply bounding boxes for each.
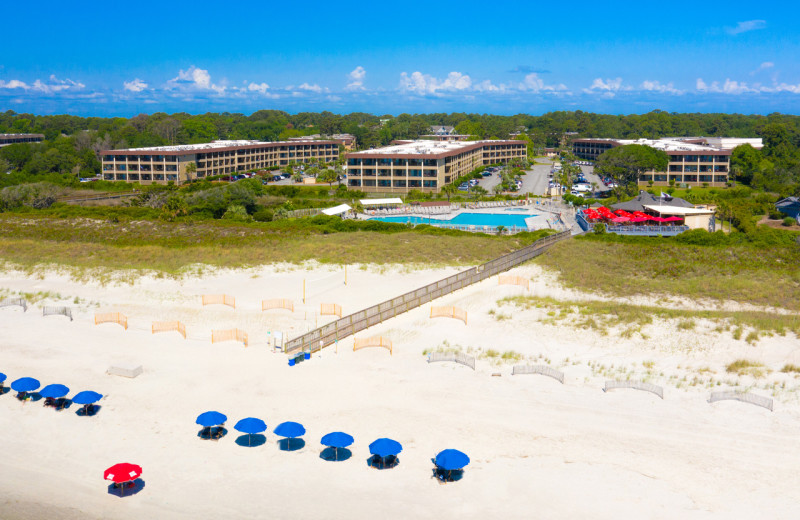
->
[184,162,197,184]
[442,184,457,203]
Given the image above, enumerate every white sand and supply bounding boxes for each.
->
[1,263,800,520]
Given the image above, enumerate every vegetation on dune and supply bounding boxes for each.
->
[534,234,800,311]
[499,295,800,339]
[0,213,555,274]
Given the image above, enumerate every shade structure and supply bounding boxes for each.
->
[234,418,267,435]
[196,411,227,427]
[0,373,6,383]
[104,463,142,484]
[39,384,70,399]
[72,391,103,405]
[435,449,471,470]
[321,432,354,449]
[11,377,40,393]
[611,217,630,223]
[274,421,306,439]
[369,438,403,458]
[663,216,684,222]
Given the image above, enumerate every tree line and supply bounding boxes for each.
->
[1,109,799,194]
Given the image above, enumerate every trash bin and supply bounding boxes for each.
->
[304,351,311,360]
[288,358,296,366]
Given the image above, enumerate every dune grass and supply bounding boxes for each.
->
[0,214,549,275]
[499,295,800,339]
[535,239,800,311]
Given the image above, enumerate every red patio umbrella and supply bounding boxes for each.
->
[611,217,630,223]
[104,463,142,496]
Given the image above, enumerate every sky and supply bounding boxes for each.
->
[2,0,800,117]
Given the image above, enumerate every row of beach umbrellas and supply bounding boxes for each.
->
[103,446,470,497]
[195,411,470,472]
[0,373,103,412]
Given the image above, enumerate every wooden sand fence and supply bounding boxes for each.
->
[211,328,248,347]
[0,298,27,311]
[202,294,236,309]
[604,380,664,399]
[498,275,529,290]
[430,306,467,325]
[427,352,475,370]
[152,321,186,339]
[42,306,73,321]
[320,303,343,318]
[262,299,294,312]
[512,364,565,383]
[353,336,392,355]
[94,312,128,329]
[709,390,773,411]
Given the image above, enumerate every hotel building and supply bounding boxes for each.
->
[345,139,526,194]
[0,133,44,147]
[101,139,339,184]
[572,137,763,187]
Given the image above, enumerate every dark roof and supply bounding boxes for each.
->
[611,191,694,212]
[776,197,800,208]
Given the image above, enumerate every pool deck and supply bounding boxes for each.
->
[360,204,564,233]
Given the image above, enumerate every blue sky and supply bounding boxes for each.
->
[2,0,800,116]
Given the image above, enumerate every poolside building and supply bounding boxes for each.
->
[572,137,763,188]
[345,139,526,194]
[0,133,44,147]
[101,139,339,184]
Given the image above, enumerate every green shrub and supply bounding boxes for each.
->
[253,208,274,222]
[782,217,796,227]
[222,204,252,222]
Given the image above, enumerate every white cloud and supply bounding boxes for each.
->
[640,80,684,94]
[582,77,630,97]
[696,78,756,94]
[726,20,767,35]
[167,66,225,94]
[750,61,774,75]
[399,71,472,95]
[0,75,84,94]
[518,73,568,93]
[247,82,270,94]
[123,78,148,92]
[0,79,29,90]
[298,82,323,93]
[346,66,366,90]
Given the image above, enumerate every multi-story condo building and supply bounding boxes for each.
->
[345,139,526,194]
[0,133,44,147]
[101,139,339,184]
[572,137,763,187]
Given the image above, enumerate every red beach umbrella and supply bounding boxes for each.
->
[104,463,142,484]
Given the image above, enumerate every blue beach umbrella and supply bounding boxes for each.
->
[234,417,267,447]
[196,411,227,428]
[274,421,306,439]
[235,418,267,434]
[11,377,40,393]
[434,449,470,471]
[39,384,70,399]
[72,391,103,405]
[321,432,354,449]
[369,438,402,458]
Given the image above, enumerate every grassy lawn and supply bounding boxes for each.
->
[0,214,547,275]
[535,238,800,311]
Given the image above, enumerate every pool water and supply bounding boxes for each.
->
[370,212,536,228]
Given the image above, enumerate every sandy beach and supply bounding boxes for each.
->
[1,263,799,519]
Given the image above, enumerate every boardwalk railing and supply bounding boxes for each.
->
[604,380,664,399]
[709,391,773,411]
[284,230,570,355]
[42,306,73,321]
[427,352,476,370]
[512,365,565,383]
[1,298,28,311]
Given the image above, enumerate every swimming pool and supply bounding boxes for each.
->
[370,212,536,228]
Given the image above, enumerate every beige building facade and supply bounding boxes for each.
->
[102,140,339,184]
[345,140,526,194]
